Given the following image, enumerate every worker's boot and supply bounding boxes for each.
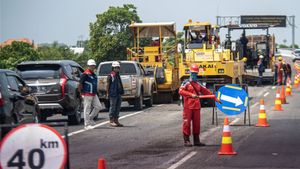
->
[193,134,206,146]
[183,135,192,147]
[114,118,124,127]
[110,118,118,127]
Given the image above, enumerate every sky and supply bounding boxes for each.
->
[1,0,299,46]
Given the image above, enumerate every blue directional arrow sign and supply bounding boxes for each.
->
[215,84,248,115]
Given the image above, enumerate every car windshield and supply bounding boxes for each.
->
[17,64,61,80]
[98,63,137,76]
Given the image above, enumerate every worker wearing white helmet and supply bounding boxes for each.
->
[107,61,124,127]
[257,55,265,86]
[79,59,101,130]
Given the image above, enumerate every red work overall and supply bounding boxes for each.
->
[179,80,214,136]
[277,62,283,85]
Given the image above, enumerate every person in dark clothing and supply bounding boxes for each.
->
[257,55,265,86]
[106,61,124,127]
[283,62,292,85]
[240,32,248,57]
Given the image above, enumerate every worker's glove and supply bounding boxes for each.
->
[191,94,198,98]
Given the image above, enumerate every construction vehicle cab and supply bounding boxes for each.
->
[180,20,243,85]
[127,22,180,103]
[179,20,244,106]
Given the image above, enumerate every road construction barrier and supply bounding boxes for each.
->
[256,99,270,127]
[218,117,237,155]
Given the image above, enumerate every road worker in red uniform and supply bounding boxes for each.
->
[179,64,220,147]
[277,56,284,85]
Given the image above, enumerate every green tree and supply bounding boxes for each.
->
[38,41,76,60]
[89,4,141,62]
[0,41,39,70]
[163,32,184,46]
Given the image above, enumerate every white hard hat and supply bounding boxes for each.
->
[259,55,264,59]
[112,61,120,67]
[87,59,96,66]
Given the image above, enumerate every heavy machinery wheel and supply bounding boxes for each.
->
[153,92,173,104]
[134,93,143,110]
[68,97,82,125]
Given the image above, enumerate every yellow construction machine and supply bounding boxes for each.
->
[178,20,244,105]
[127,22,180,103]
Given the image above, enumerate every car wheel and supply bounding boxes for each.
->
[134,93,143,110]
[68,97,82,125]
[145,87,153,107]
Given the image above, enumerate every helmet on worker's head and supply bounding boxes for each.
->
[259,55,264,59]
[278,56,283,61]
[242,57,248,62]
[190,64,199,73]
[87,59,96,66]
[112,61,120,67]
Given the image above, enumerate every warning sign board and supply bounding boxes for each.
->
[0,124,67,169]
[241,15,287,27]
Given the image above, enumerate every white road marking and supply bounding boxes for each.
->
[230,118,240,125]
[264,92,270,97]
[67,110,144,137]
[167,151,197,169]
[272,86,276,89]
[251,102,259,108]
[156,104,163,107]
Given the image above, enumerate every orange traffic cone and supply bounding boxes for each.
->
[218,117,237,155]
[256,99,270,127]
[286,78,292,96]
[273,88,283,111]
[294,79,298,88]
[98,158,106,169]
[280,85,287,104]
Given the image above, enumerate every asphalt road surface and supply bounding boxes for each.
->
[41,84,300,169]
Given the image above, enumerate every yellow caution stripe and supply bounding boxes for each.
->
[275,100,281,104]
[222,106,241,111]
[225,85,242,90]
[244,97,248,107]
[259,113,267,119]
[222,137,232,144]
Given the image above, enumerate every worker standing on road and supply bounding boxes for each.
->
[106,61,124,127]
[179,64,220,147]
[277,56,284,85]
[283,62,292,85]
[79,59,102,130]
[257,55,265,86]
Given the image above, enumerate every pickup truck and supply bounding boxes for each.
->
[97,61,156,110]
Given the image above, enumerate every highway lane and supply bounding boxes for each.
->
[177,85,300,169]
[45,85,271,169]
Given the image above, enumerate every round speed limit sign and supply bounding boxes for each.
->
[0,124,67,169]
